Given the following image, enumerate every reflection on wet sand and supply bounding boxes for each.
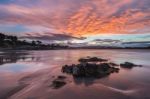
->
[73,77,99,86]
[0,51,40,65]
[0,84,28,99]
[0,49,150,99]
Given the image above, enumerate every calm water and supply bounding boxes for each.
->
[0,49,150,99]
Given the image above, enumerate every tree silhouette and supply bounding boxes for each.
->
[0,33,68,49]
[36,40,42,45]
[0,33,5,46]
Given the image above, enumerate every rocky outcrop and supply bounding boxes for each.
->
[62,57,119,78]
[62,57,143,78]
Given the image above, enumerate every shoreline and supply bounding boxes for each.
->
[0,48,150,52]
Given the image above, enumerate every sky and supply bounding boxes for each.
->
[0,0,150,47]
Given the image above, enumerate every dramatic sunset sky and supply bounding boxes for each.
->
[0,0,150,47]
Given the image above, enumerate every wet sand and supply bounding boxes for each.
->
[0,49,150,99]
[0,66,149,99]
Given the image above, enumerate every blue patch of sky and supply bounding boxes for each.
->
[85,34,150,42]
[0,0,14,4]
[0,24,30,36]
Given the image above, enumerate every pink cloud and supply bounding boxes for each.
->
[0,0,149,37]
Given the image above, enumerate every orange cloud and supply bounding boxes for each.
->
[0,0,149,37]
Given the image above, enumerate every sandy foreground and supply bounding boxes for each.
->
[0,66,150,99]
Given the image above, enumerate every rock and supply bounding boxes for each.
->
[120,62,142,68]
[83,63,99,77]
[109,62,119,66]
[62,65,73,74]
[78,57,108,63]
[72,66,79,76]
[62,60,120,78]
[112,67,120,73]
[52,80,66,89]
[99,63,111,71]
[51,75,67,89]
[57,75,66,80]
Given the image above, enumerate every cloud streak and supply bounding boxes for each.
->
[21,32,86,41]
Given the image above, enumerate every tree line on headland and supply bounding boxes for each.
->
[0,33,149,50]
[0,33,68,50]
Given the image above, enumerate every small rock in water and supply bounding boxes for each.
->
[50,75,67,89]
[52,80,66,89]
[78,57,108,63]
[120,62,142,68]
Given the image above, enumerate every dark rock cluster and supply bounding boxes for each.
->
[51,57,142,89]
[62,57,119,78]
